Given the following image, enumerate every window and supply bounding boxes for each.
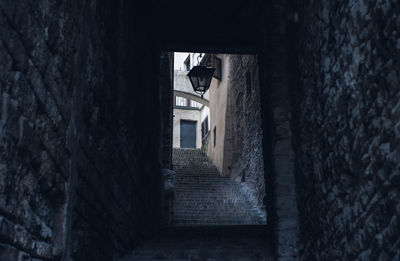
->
[213,57,222,80]
[176,96,188,107]
[203,55,221,80]
[175,96,201,108]
[201,116,209,140]
[246,71,252,97]
[204,55,213,67]
[213,127,216,147]
[184,55,190,71]
[190,100,201,108]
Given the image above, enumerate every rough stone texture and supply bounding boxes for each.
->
[0,1,81,259]
[260,1,301,260]
[226,54,266,212]
[0,1,163,260]
[295,0,400,260]
[1,0,399,260]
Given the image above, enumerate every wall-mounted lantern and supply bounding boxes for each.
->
[187,55,215,98]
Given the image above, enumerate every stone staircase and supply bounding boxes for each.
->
[171,148,266,226]
[119,149,272,261]
[120,226,274,261]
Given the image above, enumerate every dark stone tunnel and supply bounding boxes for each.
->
[0,0,399,260]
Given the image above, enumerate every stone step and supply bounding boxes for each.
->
[169,148,266,227]
[120,226,274,261]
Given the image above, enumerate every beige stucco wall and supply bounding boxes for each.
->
[173,108,203,148]
[207,54,230,175]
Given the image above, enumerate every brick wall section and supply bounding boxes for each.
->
[226,55,266,211]
[295,1,400,260]
[0,1,163,260]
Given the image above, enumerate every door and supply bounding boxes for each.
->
[180,120,197,148]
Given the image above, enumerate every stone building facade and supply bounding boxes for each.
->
[225,55,265,212]
[294,1,400,260]
[0,1,166,260]
[201,53,266,213]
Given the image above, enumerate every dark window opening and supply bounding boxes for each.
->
[201,54,222,80]
[201,116,209,140]
[184,55,190,71]
[213,126,216,147]
[213,57,222,80]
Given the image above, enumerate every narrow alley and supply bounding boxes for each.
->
[0,0,399,260]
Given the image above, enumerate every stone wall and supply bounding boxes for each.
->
[295,1,400,260]
[0,1,163,260]
[160,52,174,169]
[260,1,301,260]
[226,55,266,211]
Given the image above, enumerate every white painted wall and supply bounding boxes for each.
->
[174,52,204,71]
[173,108,202,148]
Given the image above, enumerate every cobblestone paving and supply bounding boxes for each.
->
[172,149,266,226]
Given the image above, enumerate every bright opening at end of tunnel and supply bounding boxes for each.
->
[164,52,267,227]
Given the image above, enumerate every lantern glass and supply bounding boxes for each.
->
[187,65,215,96]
